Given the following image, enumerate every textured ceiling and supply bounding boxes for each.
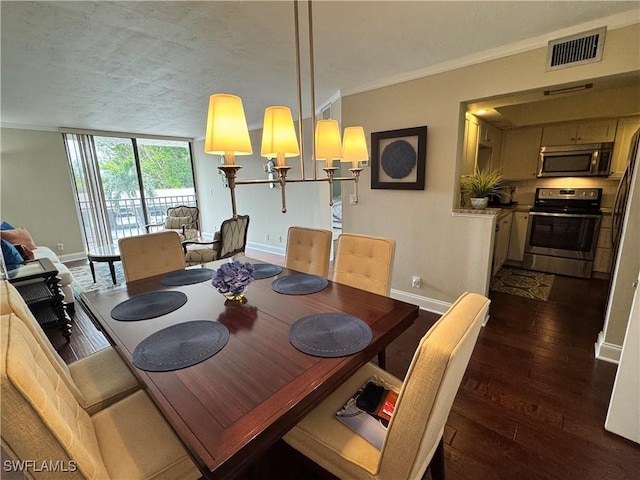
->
[1,1,638,139]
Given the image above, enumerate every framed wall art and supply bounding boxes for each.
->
[371,126,427,190]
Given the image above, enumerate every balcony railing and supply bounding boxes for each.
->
[79,195,197,251]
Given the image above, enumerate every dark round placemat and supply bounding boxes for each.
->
[161,268,215,286]
[110,291,187,321]
[289,313,372,357]
[132,320,229,372]
[271,273,328,295]
[252,263,283,280]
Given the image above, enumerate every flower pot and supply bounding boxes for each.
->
[224,290,247,305]
[470,197,489,209]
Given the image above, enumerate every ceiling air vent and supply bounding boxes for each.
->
[546,27,606,71]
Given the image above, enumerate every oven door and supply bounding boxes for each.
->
[525,211,602,260]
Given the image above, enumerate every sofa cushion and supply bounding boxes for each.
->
[1,227,37,250]
[1,239,24,266]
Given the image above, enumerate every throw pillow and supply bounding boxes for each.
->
[0,226,37,250]
[1,239,24,266]
[166,216,192,229]
[15,244,35,260]
[1,221,15,230]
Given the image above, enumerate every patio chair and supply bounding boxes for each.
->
[145,205,199,241]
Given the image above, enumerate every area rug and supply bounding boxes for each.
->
[490,266,555,301]
[70,262,125,296]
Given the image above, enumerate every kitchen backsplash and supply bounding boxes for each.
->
[509,177,620,209]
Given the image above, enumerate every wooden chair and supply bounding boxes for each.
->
[119,230,186,282]
[183,215,250,266]
[1,280,139,415]
[283,292,490,480]
[145,205,199,241]
[285,226,332,278]
[333,233,395,367]
[0,313,201,480]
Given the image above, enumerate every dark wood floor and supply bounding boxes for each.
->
[46,252,640,479]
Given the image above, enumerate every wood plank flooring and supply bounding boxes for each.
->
[46,252,640,479]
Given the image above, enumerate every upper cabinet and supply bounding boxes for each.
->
[610,116,640,178]
[541,119,618,146]
[462,113,503,176]
[462,113,480,176]
[500,127,543,180]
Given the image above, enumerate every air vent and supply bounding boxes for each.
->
[546,27,606,71]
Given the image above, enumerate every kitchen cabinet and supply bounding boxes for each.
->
[609,115,640,178]
[501,127,542,180]
[462,113,479,176]
[493,211,513,276]
[541,119,617,146]
[508,211,530,262]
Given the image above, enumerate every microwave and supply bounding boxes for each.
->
[538,143,613,177]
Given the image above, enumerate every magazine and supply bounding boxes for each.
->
[335,378,399,450]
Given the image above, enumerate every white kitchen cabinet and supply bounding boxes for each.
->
[541,119,618,146]
[508,211,530,262]
[501,127,542,180]
[609,116,640,179]
[462,113,479,176]
[493,211,513,276]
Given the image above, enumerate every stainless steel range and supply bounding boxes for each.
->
[523,187,602,278]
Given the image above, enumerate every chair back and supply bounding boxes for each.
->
[165,205,199,230]
[1,314,110,479]
[378,292,490,479]
[217,215,250,259]
[285,226,332,277]
[119,230,186,282]
[333,233,395,296]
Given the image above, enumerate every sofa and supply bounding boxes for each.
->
[1,222,76,310]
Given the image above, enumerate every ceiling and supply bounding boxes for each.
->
[1,1,639,139]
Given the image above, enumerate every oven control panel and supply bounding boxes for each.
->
[536,188,602,200]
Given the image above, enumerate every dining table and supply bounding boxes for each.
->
[79,257,419,479]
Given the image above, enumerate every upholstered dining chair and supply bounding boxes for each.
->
[333,233,396,368]
[1,313,202,480]
[285,226,332,277]
[119,230,186,282]
[183,215,250,266]
[1,280,139,415]
[284,292,490,480]
[145,205,199,241]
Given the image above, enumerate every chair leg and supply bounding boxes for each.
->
[377,349,386,370]
[426,437,445,480]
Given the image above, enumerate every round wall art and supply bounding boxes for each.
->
[381,140,416,179]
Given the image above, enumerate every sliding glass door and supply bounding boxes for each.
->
[64,133,196,251]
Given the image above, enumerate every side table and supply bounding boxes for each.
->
[87,244,121,285]
[6,258,72,340]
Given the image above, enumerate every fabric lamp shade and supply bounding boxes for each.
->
[315,119,343,168]
[341,126,368,169]
[205,94,253,165]
[261,106,300,167]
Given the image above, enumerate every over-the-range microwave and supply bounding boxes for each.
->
[538,143,613,177]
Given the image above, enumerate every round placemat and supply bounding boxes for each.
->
[161,268,215,286]
[272,273,328,295]
[289,313,372,357]
[252,263,283,280]
[110,291,187,321]
[132,320,229,372]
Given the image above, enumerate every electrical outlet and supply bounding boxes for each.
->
[278,235,283,243]
[412,275,421,288]
[56,243,64,252]
[265,233,270,241]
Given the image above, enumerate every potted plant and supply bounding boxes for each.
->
[460,168,503,209]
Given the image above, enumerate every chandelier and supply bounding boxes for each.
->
[204,0,368,218]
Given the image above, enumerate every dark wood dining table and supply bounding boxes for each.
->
[80,257,419,479]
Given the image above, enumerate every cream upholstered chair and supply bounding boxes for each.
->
[145,205,199,241]
[285,226,332,277]
[0,280,139,415]
[284,292,490,480]
[333,233,396,367]
[119,230,186,282]
[1,313,201,480]
[183,215,250,266]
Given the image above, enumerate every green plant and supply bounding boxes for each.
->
[460,168,503,198]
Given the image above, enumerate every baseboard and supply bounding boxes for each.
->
[594,331,622,364]
[59,251,87,263]
[247,241,286,257]
[390,289,452,315]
